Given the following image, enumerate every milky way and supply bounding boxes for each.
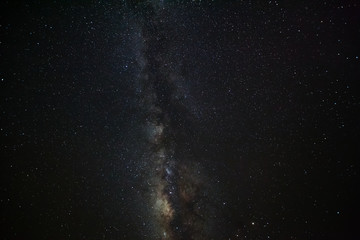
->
[128,2,228,239]
[133,7,204,240]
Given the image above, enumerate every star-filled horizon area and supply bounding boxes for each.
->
[1,0,359,239]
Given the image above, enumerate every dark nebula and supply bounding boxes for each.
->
[1,0,359,239]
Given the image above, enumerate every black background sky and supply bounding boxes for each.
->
[1,0,360,239]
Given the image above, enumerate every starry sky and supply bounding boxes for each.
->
[1,0,360,239]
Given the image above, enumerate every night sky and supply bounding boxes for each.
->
[1,0,360,239]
